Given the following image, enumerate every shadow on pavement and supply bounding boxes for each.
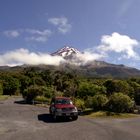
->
[38,114,72,123]
[14,100,27,104]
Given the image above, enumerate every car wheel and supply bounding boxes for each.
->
[72,116,78,120]
[53,113,58,120]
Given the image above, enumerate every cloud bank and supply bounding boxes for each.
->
[0,48,65,66]
[0,32,139,67]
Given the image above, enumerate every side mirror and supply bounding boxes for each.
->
[51,102,55,105]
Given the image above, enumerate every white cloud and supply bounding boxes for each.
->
[3,28,52,42]
[0,48,65,66]
[71,51,104,65]
[48,17,71,34]
[3,30,20,38]
[97,32,139,59]
[26,29,52,42]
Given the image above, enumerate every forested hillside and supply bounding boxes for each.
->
[0,66,140,113]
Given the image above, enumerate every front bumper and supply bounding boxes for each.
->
[55,111,78,117]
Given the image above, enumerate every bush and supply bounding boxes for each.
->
[92,94,108,111]
[77,81,106,98]
[3,76,19,95]
[0,83,3,95]
[34,96,50,103]
[107,92,134,113]
[104,80,131,96]
[23,85,44,103]
[43,86,55,98]
[75,98,85,110]
[85,96,94,108]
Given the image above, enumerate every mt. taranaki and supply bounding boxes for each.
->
[0,46,140,78]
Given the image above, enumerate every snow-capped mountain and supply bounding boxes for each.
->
[52,46,81,59]
[1,45,140,78]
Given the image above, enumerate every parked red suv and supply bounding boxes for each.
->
[49,97,78,120]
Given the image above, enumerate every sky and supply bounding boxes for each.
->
[0,0,140,69]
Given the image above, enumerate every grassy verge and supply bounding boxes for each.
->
[33,96,50,107]
[84,111,139,119]
[0,95,9,101]
[34,96,50,103]
[82,108,139,118]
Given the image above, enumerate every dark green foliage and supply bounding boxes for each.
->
[43,86,55,98]
[40,70,53,86]
[128,81,140,105]
[1,67,140,113]
[77,81,106,98]
[23,85,44,103]
[32,77,46,86]
[92,94,108,110]
[19,75,31,94]
[107,92,134,113]
[2,76,19,95]
[0,82,3,95]
[75,98,85,110]
[85,96,94,108]
[104,79,131,96]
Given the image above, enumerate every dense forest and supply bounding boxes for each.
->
[0,67,140,113]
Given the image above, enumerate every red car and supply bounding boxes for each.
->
[49,97,78,120]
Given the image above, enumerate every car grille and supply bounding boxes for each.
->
[62,107,74,112]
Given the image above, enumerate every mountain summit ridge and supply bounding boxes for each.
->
[51,46,81,58]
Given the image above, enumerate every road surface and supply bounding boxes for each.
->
[0,97,140,140]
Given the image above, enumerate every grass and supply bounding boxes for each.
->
[0,95,9,101]
[34,96,50,103]
[33,96,50,107]
[84,111,139,119]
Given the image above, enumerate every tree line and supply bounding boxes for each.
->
[0,67,140,113]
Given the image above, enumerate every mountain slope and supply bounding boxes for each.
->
[0,46,140,78]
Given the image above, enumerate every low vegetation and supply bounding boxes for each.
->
[0,95,9,100]
[0,67,140,115]
[85,111,139,118]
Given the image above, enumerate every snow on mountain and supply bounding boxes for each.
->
[52,46,81,58]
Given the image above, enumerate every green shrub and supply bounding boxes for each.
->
[85,96,94,108]
[75,98,85,110]
[108,92,134,113]
[23,85,44,103]
[43,86,54,98]
[3,76,19,95]
[35,96,50,103]
[0,83,3,95]
[77,81,106,98]
[92,94,108,111]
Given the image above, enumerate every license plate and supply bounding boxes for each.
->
[66,113,70,116]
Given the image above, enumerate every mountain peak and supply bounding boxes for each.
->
[52,46,81,58]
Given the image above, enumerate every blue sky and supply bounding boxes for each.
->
[0,0,140,69]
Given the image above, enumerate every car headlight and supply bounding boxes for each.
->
[56,108,62,112]
[73,107,78,111]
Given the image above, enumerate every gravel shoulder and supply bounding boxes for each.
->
[0,97,140,140]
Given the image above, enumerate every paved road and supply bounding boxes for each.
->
[0,97,140,140]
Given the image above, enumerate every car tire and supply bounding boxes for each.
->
[72,116,78,120]
[53,113,58,120]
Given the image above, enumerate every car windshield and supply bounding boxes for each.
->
[55,99,73,105]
